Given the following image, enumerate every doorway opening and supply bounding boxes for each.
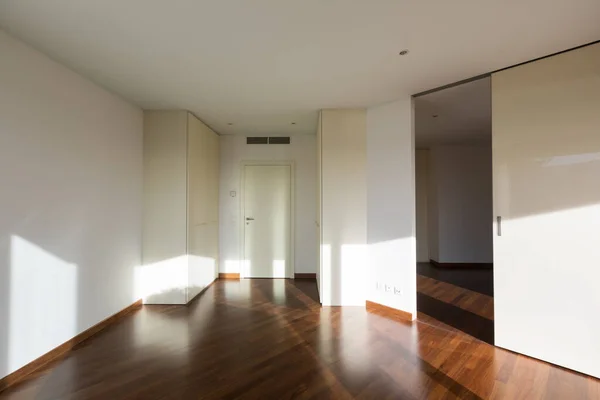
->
[414,77,494,343]
[241,162,294,279]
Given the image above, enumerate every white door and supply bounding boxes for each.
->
[243,165,291,278]
[492,43,600,377]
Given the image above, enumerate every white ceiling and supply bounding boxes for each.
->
[415,77,491,148]
[0,1,598,136]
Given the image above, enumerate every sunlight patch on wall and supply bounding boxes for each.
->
[541,152,600,167]
[241,259,251,278]
[340,244,367,306]
[320,244,331,305]
[222,259,251,276]
[320,243,367,306]
[188,255,217,301]
[134,255,188,304]
[272,259,286,278]
[9,235,77,373]
[223,259,241,273]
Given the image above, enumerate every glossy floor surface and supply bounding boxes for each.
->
[417,263,494,344]
[417,263,493,296]
[1,279,599,399]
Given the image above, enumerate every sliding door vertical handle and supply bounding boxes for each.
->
[497,216,502,236]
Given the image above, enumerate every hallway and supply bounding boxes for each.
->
[1,279,598,399]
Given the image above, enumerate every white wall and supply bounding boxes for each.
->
[415,150,430,262]
[320,110,367,306]
[219,135,317,275]
[428,145,493,263]
[141,111,188,304]
[366,99,416,317]
[493,42,600,378]
[0,30,142,379]
[427,149,440,262]
[316,113,322,297]
[143,111,188,266]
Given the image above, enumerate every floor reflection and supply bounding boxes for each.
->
[0,278,597,399]
[417,262,495,344]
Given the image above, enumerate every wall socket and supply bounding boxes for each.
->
[375,282,402,296]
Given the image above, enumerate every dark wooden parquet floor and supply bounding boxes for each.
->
[416,263,495,344]
[1,279,598,399]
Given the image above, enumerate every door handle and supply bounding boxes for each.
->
[497,216,502,236]
[246,217,254,221]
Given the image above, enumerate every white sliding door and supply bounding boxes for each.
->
[492,43,600,378]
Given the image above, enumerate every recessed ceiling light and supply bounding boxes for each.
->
[399,50,409,56]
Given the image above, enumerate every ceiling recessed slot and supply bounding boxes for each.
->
[268,137,291,144]
[246,137,269,144]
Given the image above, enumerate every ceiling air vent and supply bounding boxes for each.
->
[268,137,291,144]
[246,136,291,145]
[246,137,268,144]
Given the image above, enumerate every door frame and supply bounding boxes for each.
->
[239,160,295,279]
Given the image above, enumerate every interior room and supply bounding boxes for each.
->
[0,1,599,398]
[414,78,494,343]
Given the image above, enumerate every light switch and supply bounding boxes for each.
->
[230,191,236,197]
